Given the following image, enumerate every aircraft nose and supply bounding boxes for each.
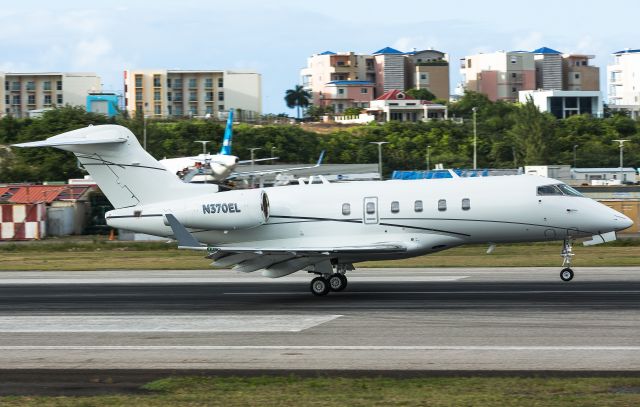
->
[614,213,634,231]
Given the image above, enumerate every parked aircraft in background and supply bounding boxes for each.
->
[159,108,324,184]
[14,125,633,295]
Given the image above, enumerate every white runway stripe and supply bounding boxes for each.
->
[0,346,637,351]
[0,315,342,333]
[0,276,468,284]
[224,290,640,295]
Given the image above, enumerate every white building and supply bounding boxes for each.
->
[608,48,640,119]
[1,72,101,118]
[519,89,603,118]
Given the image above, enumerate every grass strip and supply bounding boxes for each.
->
[1,376,640,406]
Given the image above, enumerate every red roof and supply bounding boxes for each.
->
[0,185,93,204]
[375,90,415,101]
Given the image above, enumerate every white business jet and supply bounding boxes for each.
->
[14,125,633,296]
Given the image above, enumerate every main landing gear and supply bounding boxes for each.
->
[560,239,574,282]
[309,264,351,296]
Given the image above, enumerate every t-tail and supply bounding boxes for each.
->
[13,125,214,209]
[219,108,234,155]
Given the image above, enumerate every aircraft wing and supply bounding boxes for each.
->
[229,151,325,178]
[164,212,405,276]
[237,157,279,165]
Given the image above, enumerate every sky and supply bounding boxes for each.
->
[2,0,639,114]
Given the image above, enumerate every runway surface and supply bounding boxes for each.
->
[0,267,639,371]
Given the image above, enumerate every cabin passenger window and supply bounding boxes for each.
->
[366,202,375,214]
[342,203,351,216]
[390,201,400,213]
[438,199,447,211]
[462,198,470,210]
[537,185,563,196]
[414,200,423,212]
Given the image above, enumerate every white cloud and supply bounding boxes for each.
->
[72,37,112,70]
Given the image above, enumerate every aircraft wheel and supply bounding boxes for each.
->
[560,268,574,282]
[328,274,348,291]
[310,277,330,296]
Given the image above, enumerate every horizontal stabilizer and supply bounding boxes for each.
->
[12,130,127,148]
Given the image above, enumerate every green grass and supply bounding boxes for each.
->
[1,376,640,406]
[1,240,640,271]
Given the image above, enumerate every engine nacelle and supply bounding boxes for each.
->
[210,155,239,179]
[165,189,269,231]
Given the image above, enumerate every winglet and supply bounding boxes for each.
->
[164,214,206,249]
[316,150,326,167]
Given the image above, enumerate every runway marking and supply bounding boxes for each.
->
[0,276,468,284]
[0,315,342,333]
[0,346,638,351]
[224,290,640,295]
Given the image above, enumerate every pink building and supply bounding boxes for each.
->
[318,80,375,113]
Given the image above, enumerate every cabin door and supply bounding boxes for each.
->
[363,197,379,224]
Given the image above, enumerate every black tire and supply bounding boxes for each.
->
[560,267,574,282]
[310,277,330,296]
[328,274,348,292]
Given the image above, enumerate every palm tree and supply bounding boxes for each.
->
[284,85,311,119]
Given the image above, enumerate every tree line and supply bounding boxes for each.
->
[1,92,639,183]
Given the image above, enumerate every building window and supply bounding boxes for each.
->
[174,92,183,102]
[510,56,518,64]
[218,78,223,87]
[11,81,20,91]
[154,91,161,101]
[360,88,368,94]
[206,91,213,101]
[167,106,173,115]
[4,81,8,91]
[12,95,20,105]
[462,198,470,210]
[218,105,224,110]
[438,199,447,211]
[338,88,345,94]
[414,200,423,212]
[205,78,213,88]
[511,72,517,78]
[167,92,172,101]
[512,87,517,93]
[56,81,62,91]
[218,91,224,101]
[390,201,400,213]
[190,106,197,116]
[153,75,161,87]
[342,203,351,215]
[27,94,35,104]
[175,106,183,116]
[205,105,213,115]
[188,78,197,88]
[167,78,172,88]
[43,81,51,91]
[43,95,51,105]
[574,73,580,79]
[189,92,197,102]
[56,94,63,104]
[134,76,142,88]
[173,78,182,88]
[5,95,9,104]
[136,92,143,101]
[26,81,35,91]
[154,104,161,115]
[467,59,472,68]
[420,74,427,80]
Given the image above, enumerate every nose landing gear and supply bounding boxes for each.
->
[560,239,574,282]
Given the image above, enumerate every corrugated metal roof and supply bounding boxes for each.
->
[0,185,94,204]
[572,168,636,173]
[613,48,640,55]
[318,51,336,55]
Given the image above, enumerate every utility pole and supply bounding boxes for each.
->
[248,147,261,188]
[613,139,630,183]
[472,107,477,170]
[142,114,148,150]
[573,144,578,169]
[370,141,389,180]
[426,145,431,171]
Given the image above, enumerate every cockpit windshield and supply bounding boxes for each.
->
[537,184,584,197]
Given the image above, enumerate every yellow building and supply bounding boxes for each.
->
[123,69,261,120]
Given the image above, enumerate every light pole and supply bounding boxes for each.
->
[271,146,277,159]
[195,140,210,155]
[248,147,262,188]
[613,139,630,183]
[573,144,578,169]
[370,141,389,180]
[142,114,148,150]
[426,145,431,171]
[472,107,477,170]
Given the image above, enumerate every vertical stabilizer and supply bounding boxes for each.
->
[13,125,214,208]
[219,108,234,155]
